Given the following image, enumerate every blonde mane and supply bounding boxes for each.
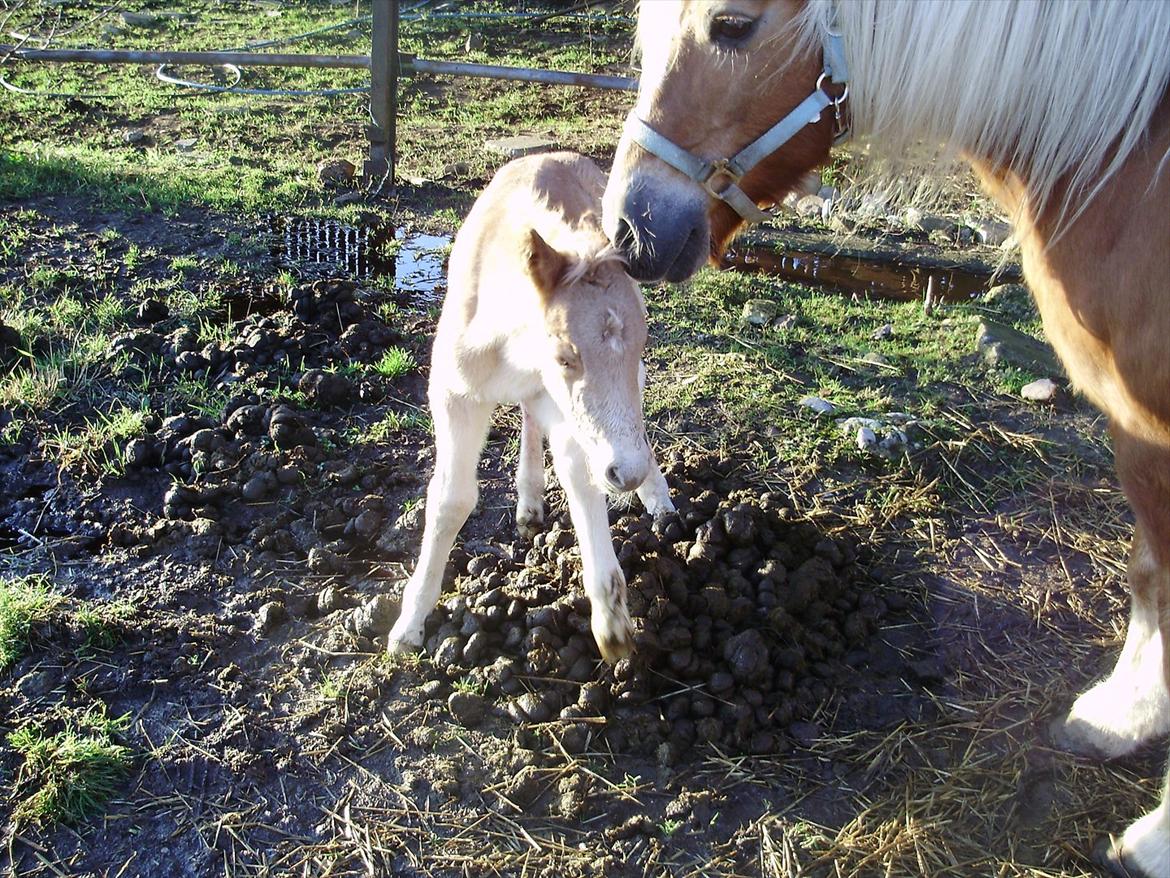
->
[796,0,1170,217]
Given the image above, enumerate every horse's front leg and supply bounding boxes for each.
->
[547,426,634,664]
[1051,525,1170,758]
[387,391,493,654]
[1050,512,1170,878]
[515,401,546,539]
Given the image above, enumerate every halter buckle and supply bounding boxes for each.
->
[697,157,746,199]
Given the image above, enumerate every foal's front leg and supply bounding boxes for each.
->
[387,392,492,654]
[636,444,675,518]
[515,402,546,539]
[547,426,634,664]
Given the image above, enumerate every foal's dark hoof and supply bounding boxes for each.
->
[1092,835,1149,878]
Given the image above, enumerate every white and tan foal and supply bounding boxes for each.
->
[387,152,673,664]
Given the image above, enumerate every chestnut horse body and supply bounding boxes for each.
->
[603,2,1170,875]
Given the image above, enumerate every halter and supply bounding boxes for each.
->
[624,25,850,223]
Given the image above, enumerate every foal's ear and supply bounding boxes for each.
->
[525,228,569,296]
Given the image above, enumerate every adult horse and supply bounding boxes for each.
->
[601,2,1170,875]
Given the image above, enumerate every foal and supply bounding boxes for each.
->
[387,152,674,664]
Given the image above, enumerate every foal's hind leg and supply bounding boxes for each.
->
[515,402,546,539]
[387,392,492,654]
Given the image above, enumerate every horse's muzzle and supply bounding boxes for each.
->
[606,182,709,283]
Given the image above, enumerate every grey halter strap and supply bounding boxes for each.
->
[624,29,849,223]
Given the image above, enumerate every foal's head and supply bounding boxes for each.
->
[603,0,833,282]
[525,228,653,494]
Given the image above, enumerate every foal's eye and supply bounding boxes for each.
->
[709,14,757,47]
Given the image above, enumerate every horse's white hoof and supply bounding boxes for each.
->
[1050,675,1170,760]
[1094,799,1170,878]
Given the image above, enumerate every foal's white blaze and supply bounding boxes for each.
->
[387,153,673,665]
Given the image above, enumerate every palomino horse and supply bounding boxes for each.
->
[388,152,674,665]
[601,1,1170,875]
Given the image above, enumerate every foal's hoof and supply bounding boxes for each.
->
[386,633,423,658]
[594,623,635,665]
[1092,835,1149,878]
[516,505,545,541]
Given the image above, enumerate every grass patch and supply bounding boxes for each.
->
[0,576,60,671]
[7,706,132,825]
[372,346,417,380]
[42,401,147,476]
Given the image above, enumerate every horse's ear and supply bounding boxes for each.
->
[525,228,568,296]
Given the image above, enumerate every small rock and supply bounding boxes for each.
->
[861,351,891,367]
[799,396,836,416]
[1020,378,1059,402]
[973,218,1013,247]
[484,135,557,159]
[333,191,362,207]
[903,207,956,235]
[872,323,893,340]
[741,298,781,327]
[794,194,825,218]
[448,691,488,727]
[123,128,148,145]
[316,158,356,185]
[120,11,162,28]
[175,137,198,152]
[856,426,878,451]
[775,314,798,331]
[976,320,1061,374]
[464,31,486,52]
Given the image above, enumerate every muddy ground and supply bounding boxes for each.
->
[0,3,1162,878]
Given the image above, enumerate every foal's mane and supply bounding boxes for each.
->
[796,0,1170,218]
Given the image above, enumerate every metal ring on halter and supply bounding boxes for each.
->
[697,157,747,200]
[815,70,848,103]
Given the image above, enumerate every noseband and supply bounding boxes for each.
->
[624,25,849,223]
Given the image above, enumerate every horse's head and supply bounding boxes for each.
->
[603,0,836,282]
[525,227,654,494]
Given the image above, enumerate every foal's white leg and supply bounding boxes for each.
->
[547,424,634,664]
[387,392,492,653]
[1052,529,1170,758]
[635,445,674,518]
[515,402,546,539]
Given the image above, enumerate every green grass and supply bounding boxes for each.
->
[372,346,417,379]
[349,409,432,445]
[0,576,60,672]
[7,706,132,825]
[42,402,148,476]
[75,602,135,653]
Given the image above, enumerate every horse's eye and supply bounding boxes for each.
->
[710,14,756,46]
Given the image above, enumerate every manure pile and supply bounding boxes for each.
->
[416,453,902,759]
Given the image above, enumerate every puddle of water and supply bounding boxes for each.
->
[270,216,450,304]
[724,246,997,302]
